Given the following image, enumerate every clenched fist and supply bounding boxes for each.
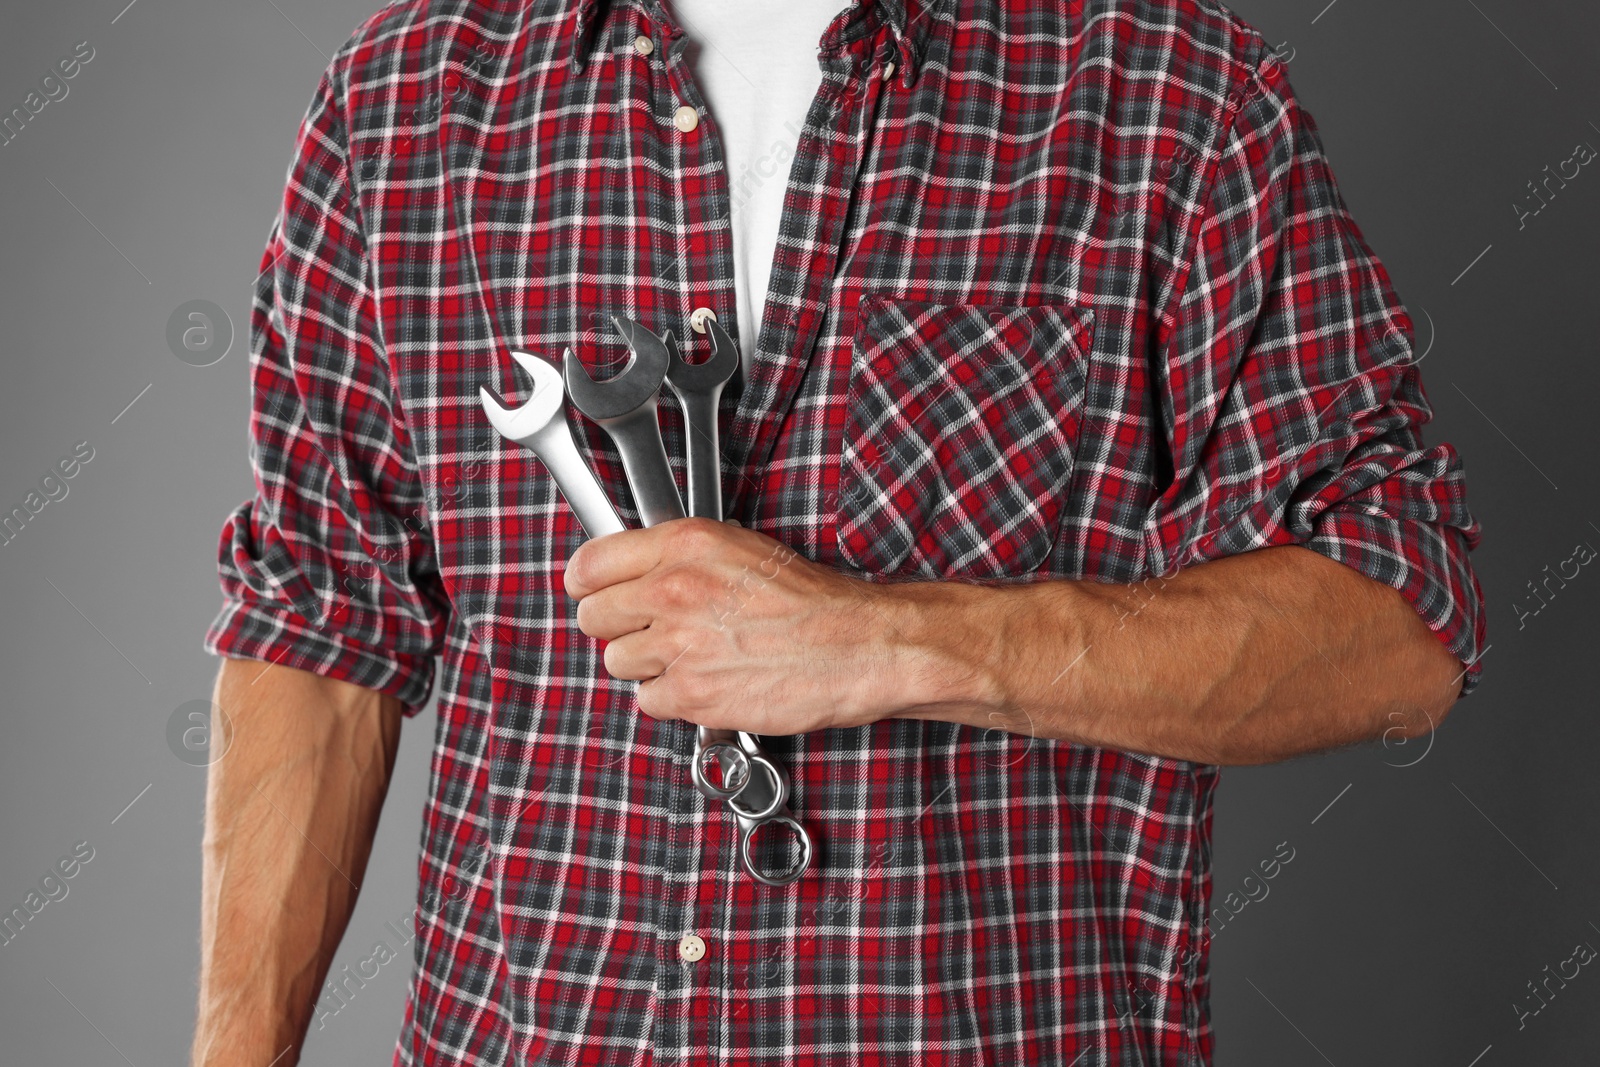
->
[563,517,965,734]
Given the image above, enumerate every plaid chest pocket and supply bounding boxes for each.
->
[835,295,1096,580]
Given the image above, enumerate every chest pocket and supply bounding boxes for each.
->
[835,294,1096,581]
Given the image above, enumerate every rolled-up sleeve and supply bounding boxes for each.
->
[205,67,449,713]
[1144,51,1487,695]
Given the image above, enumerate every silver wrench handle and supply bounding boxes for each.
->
[676,391,723,522]
[528,421,627,539]
[606,406,686,526]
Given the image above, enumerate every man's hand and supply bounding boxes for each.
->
[192,659,402,1067]
[565,517,927,734]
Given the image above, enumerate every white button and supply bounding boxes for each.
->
[883,61,896,80]
[674,105,699,133]
[678,934,706,962]
[689,306,717,334]
[633,35,654,56]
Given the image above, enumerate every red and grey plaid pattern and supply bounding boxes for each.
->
[205,0,1486,1063]
[837,298,1097,579]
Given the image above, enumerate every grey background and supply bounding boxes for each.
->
[0,0,1593,1063]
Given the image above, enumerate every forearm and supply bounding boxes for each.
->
[192,659,402,1067]
[877,545,1466,765]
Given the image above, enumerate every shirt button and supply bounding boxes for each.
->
[882,60,897,81]
[677,934,707,962]
[673,104,700,133]
[633,34,654,56]
[689,306,717,334]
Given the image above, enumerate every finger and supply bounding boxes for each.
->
[564,518,718,599]
[635,674,682,721]
[601,629,681,682]
[563,527,661,600]
[575,579,658,640]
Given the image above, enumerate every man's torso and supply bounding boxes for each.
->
[289,0,1286,1061]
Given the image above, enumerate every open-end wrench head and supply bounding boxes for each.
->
[479,350,569,443]
[665,316,740,391]
[563,315,672,419]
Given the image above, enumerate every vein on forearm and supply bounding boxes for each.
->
[887,545,1461,765]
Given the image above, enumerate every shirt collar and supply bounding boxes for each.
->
[567,0,946,88]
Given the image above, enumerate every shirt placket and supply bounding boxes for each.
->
[627,4,738,1061]
[620,1,893,1063]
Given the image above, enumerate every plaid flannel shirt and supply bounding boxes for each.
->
[205,0,1486,1062]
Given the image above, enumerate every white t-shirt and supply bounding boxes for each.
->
[666,0,848,375]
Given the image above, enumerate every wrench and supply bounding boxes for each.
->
[664,313,814,886]
[478,350,625,540]
[485,322,811,885]
[561,316,753,801]
[562,316,685,527]
[663,315,739,519]
[660,316,758,801]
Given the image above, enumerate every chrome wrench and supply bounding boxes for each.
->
[660,317,761,800]
[662,313,814,886]
[562,315,684,528]
[565,316,752,800]
[483,321,811,885]
[663,316,738,520]
[478,350,625,540]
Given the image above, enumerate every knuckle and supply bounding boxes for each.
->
[635,686,660,719]
[666,671,712,718]
[671,516,722,554]
[664,624,703,654]
[654,565,704,606]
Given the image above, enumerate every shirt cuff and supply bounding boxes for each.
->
[1302,517,1486,699]
[204,595,436,713]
